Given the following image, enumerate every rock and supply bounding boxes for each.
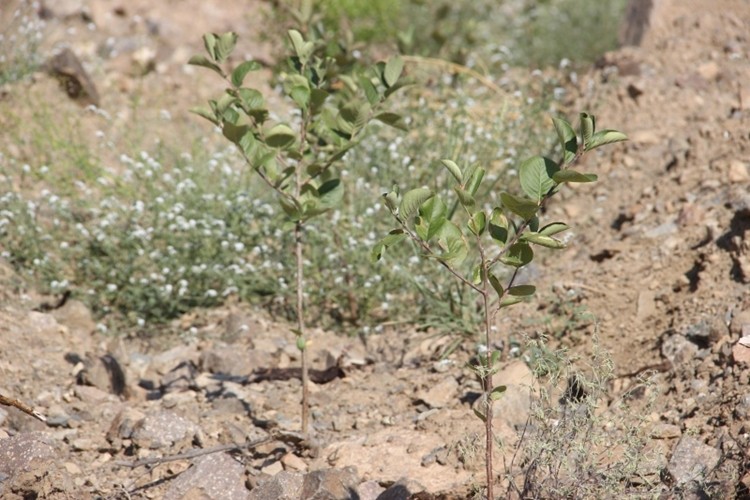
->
[161,361,199,393]
[0,433,56,477]
[151,345,201,375]
[697,61,721,82]
[73,385,112,404]
[280,452,307,472]
[731,310,750,336]
[165,453,249,500]
[131,411,197,449]
[728,160,750,183]
[300,467,359,499]
[650,423,681,439]
[378,477,428,500]
[683,317,723,346]
[661,335,697,366]
[45,48,100,107]
[106,408,145,443]
[200,344,267,377]
[51,299,96,337]
[490,360,533,428]
[732,339,750,365]
[248,470,303,500]
[415,376,459,409]
[356,480,385,500]
[667,436,720,485]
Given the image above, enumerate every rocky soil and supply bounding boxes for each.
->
[1,0,750,498]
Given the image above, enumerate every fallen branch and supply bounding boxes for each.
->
[112,436,272,469]
[0,394,46,422]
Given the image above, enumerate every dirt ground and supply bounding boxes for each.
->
[1,0,750,498]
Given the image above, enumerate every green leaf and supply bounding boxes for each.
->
[539,222,570,236]
[383,191,399,213]
[519,156,558,203]
[237,88,265,111]
[296,336,307,351]
[202,33,218,60]
[372,229,406,262]
[400,187,433,219]
[490,385,507,401]
[383,56,404,87]
[489,208,509,244]
[359,75,380,105]
[472,264,483,285]
[317,178,343,211]
[552,117,578,164]
[500,242,534,268]
[306,89,326,117]
[290,85,311,109]
[498,296,524,309]
[222,122,250,145]
[419,196,447,224]
[265,124,296,148]
[468,211,486,236]
[500,192,539,220]
[288,29,307,59]
[418,197,448,240]
[188,54,225,77]
[521,232,566,249]
[231,60,262,87]
[585,130,628,151]
[454,186,475,208]
[488,273,504,300]
[189,106,218,125]
[508,285,536,296]
[215,32,238,63]
[435,221,468,265]
[374,112,407,131]
[552,170,598,184]
[383,76,414,98]
[473,407,487,423]
[440,159,462,183]
[465,166,485,196]
[279,195,302,220]
[580,112,595,146]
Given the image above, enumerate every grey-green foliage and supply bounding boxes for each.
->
[190,29,408,432]
[374,111,626,497]
[189,30,409,226]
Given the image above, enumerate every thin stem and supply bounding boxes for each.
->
[396,218,483,294]
[295,220,309,435]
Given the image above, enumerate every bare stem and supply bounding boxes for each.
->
[482,288,495,500]
[295,220,309,435]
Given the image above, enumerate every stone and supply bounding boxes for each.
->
[161,361,199,393]
[490,360,533,428]
[249,471,303,500]
[728,160,750,183]
[378,477,428,500]
[661,335,697,366]
[0,433,56,477]
[356,480,385,500]
[200,344,259,377]
[650,423,681,439]
[131,411,197,449]
[415,376,459,409]
[732,341,750,366]
[165,452,249,500]
[667,436,720,485]
[51,299,96,337]
[731,310,750,337]
[697,61,721,82]
[45,48,100,107]
[280,452,307,472]
[300,467,359,499]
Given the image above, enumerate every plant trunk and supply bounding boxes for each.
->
[483,291,494,500]
[295,221,309,435]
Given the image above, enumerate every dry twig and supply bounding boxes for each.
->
[0,394,46,422]
[112,436,272,469]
